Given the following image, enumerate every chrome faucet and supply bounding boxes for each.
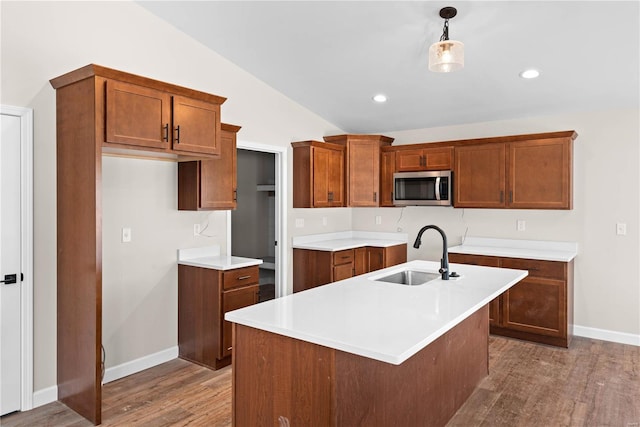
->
[413,225,451,280]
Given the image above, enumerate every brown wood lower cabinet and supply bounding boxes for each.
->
[293,244,407,293]
[178,264,259,369]
[449,253,573,347]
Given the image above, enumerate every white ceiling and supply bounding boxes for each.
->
[138,1,640,133]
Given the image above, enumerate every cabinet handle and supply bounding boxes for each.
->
[328,191,333,202]
[421,155,426,167]
[509,191,513,203]
[162,124,169,142]
[174,125,180,144]
[373,192,377,202]
[237,275,252,280]
[499,191,504,203]
[234,189,238,202]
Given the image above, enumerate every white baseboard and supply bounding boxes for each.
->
[30,346,179,409]
[33,385,58,409]
[102,346,179,384]
[574,325,640,346]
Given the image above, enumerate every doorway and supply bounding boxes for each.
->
[0,105,34,415]
[227,141,287,298]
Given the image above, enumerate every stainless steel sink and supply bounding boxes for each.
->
[373,270,440,286]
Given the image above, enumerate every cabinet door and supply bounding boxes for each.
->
[501,277,566,338]
[395,149,425,172]
[354,247,368,276]
[105,80,171,149]
[454,143,506,208]
[172,95,221,156]
[508,138,572,209]
[423,147,453,171]
[367,247,385,272]
[221,285,259,359]
[313,147,344,207]
[348,140,380,207]
[449,253,502,326]
[198,126,238,209]
[327,147,345,206]
[380,151,395,207]
[333,263,354,282]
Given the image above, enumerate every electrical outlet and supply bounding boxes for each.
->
[295,218,305,228]
[375,215,382,225]
[616,223,627,235]
[121,227,132,243]
[194,224,201,236]
[517,220,526,231]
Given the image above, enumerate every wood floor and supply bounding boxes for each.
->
[2,336,639,427]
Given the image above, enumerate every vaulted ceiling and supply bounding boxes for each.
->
[139,1,640,133]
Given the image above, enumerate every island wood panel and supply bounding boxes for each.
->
[56,77,103,425]
[231,306,489,427]
[292,248,333,292]
[380,243,408,268]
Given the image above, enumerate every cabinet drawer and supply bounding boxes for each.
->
[501,258,565,280]
[333,250,354,265]
[449,253,501,267]
[223,266,259,290]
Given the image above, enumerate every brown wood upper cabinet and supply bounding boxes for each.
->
[379,150,396,207]
[292,141,345,208]
[395,146,453,172]
[51,64,226,159]
[178,123,240,210]
[323,134,394,207]
[454,132,576,209]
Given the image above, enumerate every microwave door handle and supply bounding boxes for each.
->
[435,176,441,201]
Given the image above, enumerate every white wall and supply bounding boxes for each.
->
[1,1,344,394]
[353,109,640,337]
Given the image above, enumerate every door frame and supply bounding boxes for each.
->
[0,105,34,411]
[226,140,288,298]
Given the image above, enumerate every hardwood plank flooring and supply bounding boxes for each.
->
[2,336,638,426]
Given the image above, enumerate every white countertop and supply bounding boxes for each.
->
[449,237,578,262]
[226,260,527,365]
[292,231,408,251]
[177,246,263,270]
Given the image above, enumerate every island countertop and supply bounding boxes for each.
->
[226,260,527,365]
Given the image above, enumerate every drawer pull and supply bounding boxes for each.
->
[237,275,252,280]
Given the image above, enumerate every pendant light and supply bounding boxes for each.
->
[429,6,464,73]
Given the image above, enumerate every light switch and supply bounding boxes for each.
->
[517,220,526,231]
[375,215,382,225]
[616,223,627,235]
[295,218,304,228]
[122,227,132,243]
[322,217,327,226]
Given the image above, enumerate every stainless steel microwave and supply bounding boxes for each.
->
[393,170,452,206]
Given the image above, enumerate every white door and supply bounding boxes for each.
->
[0,113,22,416]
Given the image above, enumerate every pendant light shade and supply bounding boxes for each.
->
[429,7,464,73]
[429,40,464,72]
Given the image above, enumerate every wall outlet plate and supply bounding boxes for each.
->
[122,227,132,243]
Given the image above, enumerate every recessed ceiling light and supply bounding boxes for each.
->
[372,94,387,103]
[519,69,540,79]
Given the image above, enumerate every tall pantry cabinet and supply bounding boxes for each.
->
[50,64,227,425]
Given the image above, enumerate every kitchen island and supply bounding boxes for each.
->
[226,260,527,426]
